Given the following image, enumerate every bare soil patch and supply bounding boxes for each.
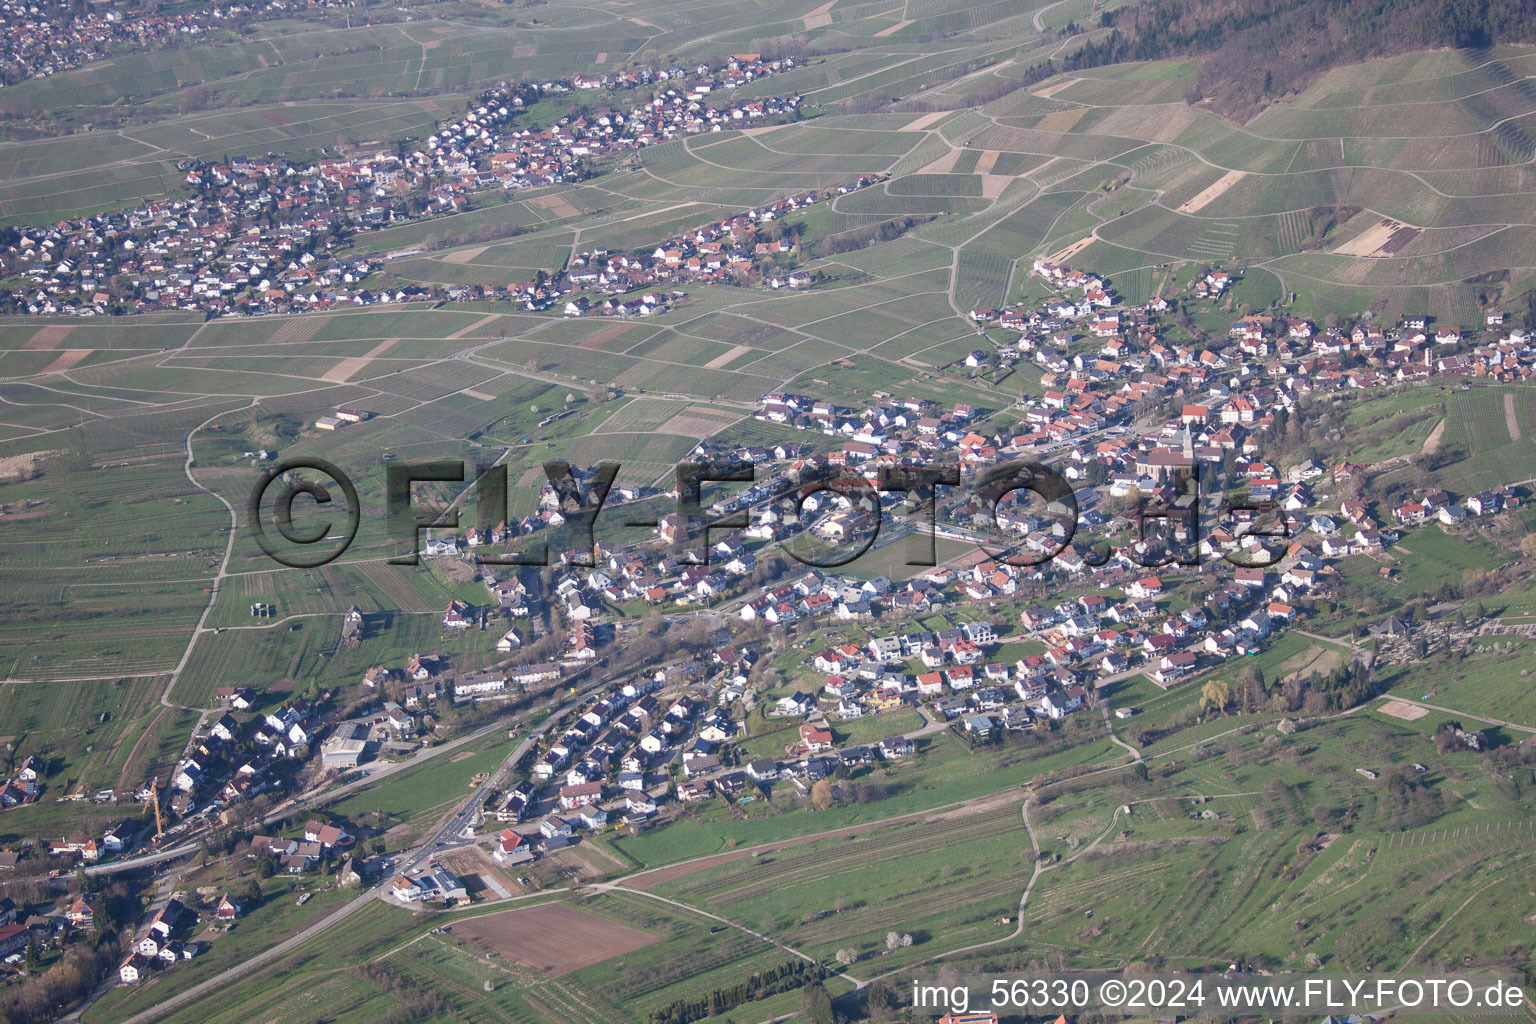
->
[1034,78,1081,99]
[1038,108,1087,133]
[918,148,963,174]
[41,349,91,373]
[980,175,1010,199]
[1333,217,1422,258]
[900,111,950,132]
[1277,646,1341,686]
[22,325,75,350]
[658,405,742,438]
[1176,170,1246,214]
[1379,699,1430,721]
[0,449,62,481]
[1504,392,1521,442]
[116,705,169,789]
[1049,233,1096,262]
[440,246,488,265]
[439,847,521,896]
[704,344,753,369]
[803,0,837,29]
[322,338,399,382]
[529,193,580,219]
[447,313,502,340]
[578,322,635,350]
[1422,416,1446,455]
[453,903,656,975]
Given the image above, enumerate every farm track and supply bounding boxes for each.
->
[115,703,170,790]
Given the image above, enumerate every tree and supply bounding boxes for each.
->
[810,778,835,810]
[1200,678,1233,714]
[802,983,835,1024]
[835,947,859,965]
[867,980,897,1021]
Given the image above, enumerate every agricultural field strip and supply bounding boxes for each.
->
[85,703,1529,1020]
[740,69,1536,308]
[0,318,589,443]
[607,725,1364,974]
[23,78,1533,418]
[663,809,1025,908]
[6,94,461,190]
[780,40,1028,104]
[458,264,978,395]
[891,91,1536,298]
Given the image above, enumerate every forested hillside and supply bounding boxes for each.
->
[1089,0,1536,119]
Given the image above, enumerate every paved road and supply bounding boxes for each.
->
[1099,699,1141,760]
[113,661,647,1023]
[382,662,654,885]
[386,721,550,886]
[900,704,947,739]
[60,874,185,1023]
[85,716,514,878]
[114,891,377,1024]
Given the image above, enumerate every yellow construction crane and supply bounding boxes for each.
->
[145,778,165,840]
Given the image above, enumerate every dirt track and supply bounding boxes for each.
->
[1422,417,1446,455]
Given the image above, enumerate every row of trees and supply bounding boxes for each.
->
[645,959,824,1024]
[814,216,935,258]
[1201,658,1376,719]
